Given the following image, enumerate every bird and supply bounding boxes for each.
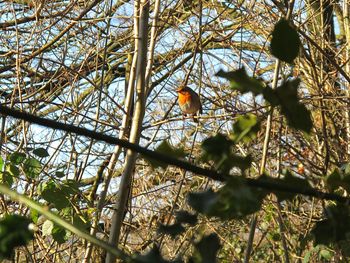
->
[176,86,202,122]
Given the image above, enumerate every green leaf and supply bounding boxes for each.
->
[39,181,71,209]
[311,204,350,246]
[42,221,68,244]
[231,154,252,171]
[319,249,333,260]
[175,211,197,226]
[30,209,39,224]
[341,162,350,175]
[23,157,42,178]
[190,233,221,263]
[6,164,19,177]
[0,172,14,187]
[258,171,312,201]
[202,134,232,157]
[326,168,350,192]
[33,148,49,158]
[187,189,218,216]
[231,114,260,143]
[145,140,186,169]
[52,225,67,244]
[132,246,180,263]
[303,245,321,263]
[201,134,233,173]
[270,18,301,63]
[262,86,279,106]
[55,171,65,178]
[216,68,264,95]
[72,215,89,231]
[188,178,266,219]
[275,79,313,133]
[0,156,4,170]
[0,215,33,260]
[62,179,81,194]
[9,152,26,165]
[158,223,185,238]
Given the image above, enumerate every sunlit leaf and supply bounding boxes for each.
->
[0,156,4,170]
[0,215,33,259]
[23,157,42,178]
[0,172,13,187]
[319,249,333,260]
[6,164,19,177]
[30,209,39,224]
[231,114,260,143]
[39,181,71,209]
[190,233,221,263]
[42,220,54,236]
[270,19,301,63]
[216,68,264,95]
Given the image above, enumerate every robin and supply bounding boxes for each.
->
[176,86,202,122]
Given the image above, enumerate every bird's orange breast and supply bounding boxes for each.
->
[178,91,191,105]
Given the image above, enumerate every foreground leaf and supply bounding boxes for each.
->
[190,233,221,263]
[275,79,312,133]
[326,167,350,192]
[257,171,312,201]
[158,223,185,238]
[23,157,42,178]
[0,215,33,259]
[231,114,260,143]
[39,181,71,209]
[9,152,26,165]
[270,18,301,63]
[132,246,181,263]
[0,172,14,187]
[52,225,67,244]
[188,178,265,219]
[216,68,264,95]
[311,204,350,246]
[175,211,197,226]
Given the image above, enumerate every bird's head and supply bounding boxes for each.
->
[176,86,189,93]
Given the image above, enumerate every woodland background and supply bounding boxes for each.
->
[1,0,350,262]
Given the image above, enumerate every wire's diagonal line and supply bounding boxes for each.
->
[0,105,349,204]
